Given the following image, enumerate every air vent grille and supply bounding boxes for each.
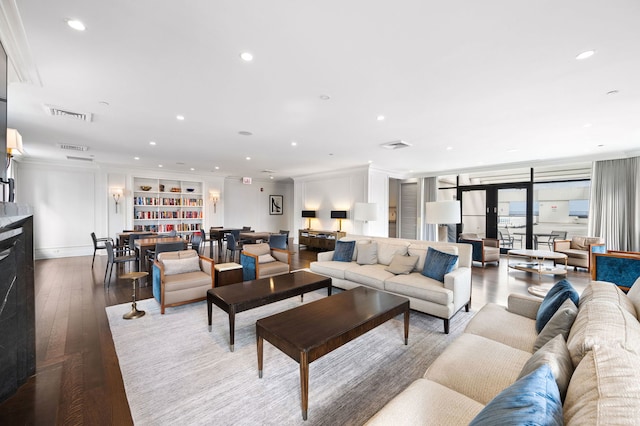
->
[44,104,93,122]
[66,156,93,162]
[59,143,89,152]
[381,140,412,150]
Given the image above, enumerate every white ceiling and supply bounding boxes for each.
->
[4,0,640,180]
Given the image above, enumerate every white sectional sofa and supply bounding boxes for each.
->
[366,280,640,425]
[309,235,473,333]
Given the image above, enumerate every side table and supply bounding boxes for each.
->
[119,271,148,319]
[214,262,243,287]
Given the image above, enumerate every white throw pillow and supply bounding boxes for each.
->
[356,242,378,265]
[258,254,276,264]
[162,256,201,275]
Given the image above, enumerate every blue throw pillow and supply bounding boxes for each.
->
[469,364,563,426]
[536,279,579,333]
[333,240,355,262]
[421,247,458,282]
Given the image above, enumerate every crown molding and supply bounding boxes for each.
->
[0,0,41,85]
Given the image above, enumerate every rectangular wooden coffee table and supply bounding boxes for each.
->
[256,286,410,421]
[207,270,332,351]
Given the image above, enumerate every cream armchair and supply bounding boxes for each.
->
[553,236,605,271]
[458,233,500,267]
[152,249,214,314]
[240,243,291,280]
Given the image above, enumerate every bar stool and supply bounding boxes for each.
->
[120,271,148,319]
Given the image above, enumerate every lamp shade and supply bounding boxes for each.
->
[7,128,23,155]
[330,210,348,219]
[301,210,316,218]
[425,200,461,224]
[354,202,377,221]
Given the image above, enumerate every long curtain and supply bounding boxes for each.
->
[422,177,438,241]
[588,156,640,251]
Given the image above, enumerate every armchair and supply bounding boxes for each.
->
[152,249,214,314]
[458,233,500,267]
[553,236,605,271]
[240,242,291,281]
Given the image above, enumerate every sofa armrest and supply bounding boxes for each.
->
[240,252,258,280]
[444,267,472,310]
[553,239,571,251]
[152,261,165,303]
[317,251,334,262]
[507,294,542,319]
[271,247,291,266]
[199,255,214,277]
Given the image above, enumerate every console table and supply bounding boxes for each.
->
[298,229,346,251]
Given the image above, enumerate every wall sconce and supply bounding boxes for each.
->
[210,192,220,213]
[111,188,123,214]
[354,202,378,222]
[6,128,23,169]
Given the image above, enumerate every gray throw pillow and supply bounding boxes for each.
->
[533,298,578,352]
[385,255,419,275]
[518,334,573,401]
[356,242,378,265]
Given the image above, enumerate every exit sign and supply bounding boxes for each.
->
[242,177,252,184]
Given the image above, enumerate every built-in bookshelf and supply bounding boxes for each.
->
[132,177,203,239]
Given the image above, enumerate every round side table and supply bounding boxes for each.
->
[119,271,148,319]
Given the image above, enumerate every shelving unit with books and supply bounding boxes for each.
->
[132,177,204,240]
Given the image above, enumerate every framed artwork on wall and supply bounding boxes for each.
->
[269,195,283,215]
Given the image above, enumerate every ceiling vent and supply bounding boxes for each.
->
[66,156,93,162]
[59,143,89,152]
[381,140,412,150]
[261,169,275,173]
[44,104,93,122]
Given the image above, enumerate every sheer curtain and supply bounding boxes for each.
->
[422,177,438,241]
[588,156,640,251]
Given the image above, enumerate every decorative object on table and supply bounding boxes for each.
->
[301,210,316,228]
[170,187,181,192]
[186,188,195,192]
[159,184,165,192]
[120,271,149,319]
[269,195,283,215]
[330,210,348,231]
[140,185,152,191]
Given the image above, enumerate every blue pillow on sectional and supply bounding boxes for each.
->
[421,247,459,283]
[536,279,580,333]
[333,240,356,262]
[469,364,563,426]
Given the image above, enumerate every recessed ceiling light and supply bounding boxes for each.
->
[240,52,253,62]
[576,50,595,60]
[368,160,373,164]
[446,146,453,151]
[149,141,156,145]
[246,156,251,160]
[158,164,163,168]
[291,141,297,146]
[377,115,385,121]
[269,176,274,180]
[134,156,140,160]
[319,95,331,100]
[215,166,220,170]
[238,131,253,136]
[190,167,195,171]
[66,19,86,31]
[176,115,185,120]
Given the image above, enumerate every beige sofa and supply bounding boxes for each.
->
[553,236,605,271]
[152,250,215,314]
[310,235,473,333]
[366,280,640,425]
[240,242,291,280]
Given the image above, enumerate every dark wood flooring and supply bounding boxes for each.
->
[0,247,591,425]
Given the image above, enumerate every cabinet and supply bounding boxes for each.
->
[298,230,346,251]
[133,177,204,240]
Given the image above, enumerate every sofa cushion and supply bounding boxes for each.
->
[465,303,538,352]
[309,260,356,280]
[257,261,289,278]
[163,270,211,291]
[344,264,392,290]
[364,379,483,426]
[536,279,579,332]
[333,240,356,262]
[626,276,640,318]
[376,240,409,265]
[384,273,452,305]
[424,333,531,405]
[356,241,378,265]
[570,236,602,250]
[422,247,458,283]
[579,280,637,318]
[408,244,459,272]
[160,254,201,276]
[519,334,573,400]
[469,364,563,426]
[566,299,640,367]
[533,298,578,352]
[384,254,418,275]
[258,254,276,263]
[557,248,589,259]
[564,345,640,425]
[242,242,271,256]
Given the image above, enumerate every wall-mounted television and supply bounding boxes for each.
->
[330,210,348,219]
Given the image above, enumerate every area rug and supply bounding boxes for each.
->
[106,291,474,425]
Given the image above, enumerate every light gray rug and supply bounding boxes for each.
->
[106,290,474,425]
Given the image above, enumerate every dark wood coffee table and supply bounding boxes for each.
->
[207,270,332,351]
[256,286,410,421]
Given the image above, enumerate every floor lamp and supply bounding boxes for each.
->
[425,201,461,242]
[354,203,377,234]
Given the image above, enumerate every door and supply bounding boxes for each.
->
[399,182,418,239]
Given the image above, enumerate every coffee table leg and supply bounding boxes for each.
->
[327,284,332,296]
[257,333,263,378]
[228,307,236,352]
[403,308,409,345]
[300,351,309,421]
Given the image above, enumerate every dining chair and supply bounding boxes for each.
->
[546,230,568,250]
[498,230,514,249]
[269,234,288,250]
[225,233,244,262]
[104,240,138,286]
[146,240,187,270]
[91,232,111,269]
[190,231,204,255]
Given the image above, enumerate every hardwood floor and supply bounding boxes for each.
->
[0,247,591,425]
